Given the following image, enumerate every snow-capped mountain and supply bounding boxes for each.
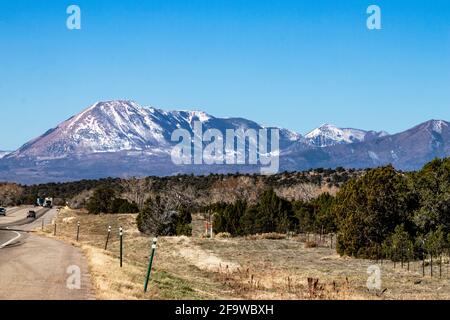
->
[7,100,303,160]
[286,119,450,171]
[305,124,388,147]
[0,151,10,159]
[0,100,449,184]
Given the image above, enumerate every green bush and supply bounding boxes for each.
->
[87,187,139,214]
[86,187,116,214]
[334,165,414,258]
[111,198,139,213]
[211,189,298,236]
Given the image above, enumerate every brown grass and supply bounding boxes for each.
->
[245,233,287,240]
[305,241,318,248]
[36,207,450,300]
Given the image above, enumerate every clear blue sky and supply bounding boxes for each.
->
[0,0,449,150]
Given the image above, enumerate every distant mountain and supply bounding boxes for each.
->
[285,120,450,171]
[0,100,449,184]
[7,100,302,161]
[0,151,10,159]
[1,101,304,183]
[305,124,388,147]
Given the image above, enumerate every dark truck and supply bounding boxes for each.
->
[27,210,37,219]
[0,207,6,216]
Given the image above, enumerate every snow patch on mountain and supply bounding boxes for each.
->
[429,120,448,134]
[7,100,303,160]
[368,151,380,162]
[305,124,386,147]
[0,151,10,159]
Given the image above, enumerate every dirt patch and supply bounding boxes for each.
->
[170,237,241,273]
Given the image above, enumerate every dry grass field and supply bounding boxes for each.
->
[37,208,450,300]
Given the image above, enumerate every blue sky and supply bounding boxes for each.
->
[0,0,449,150]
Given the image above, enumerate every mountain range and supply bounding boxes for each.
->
[0,100,449,184]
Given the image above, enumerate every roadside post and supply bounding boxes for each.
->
[380,247,383,266]
[421,239,425,277]
[41,218,44,231]
[422,255,425,276]
[407,248,410,271]
[76,222,80,242]
[144,237,158,293]
[320,225,324,244]
[119,227,123,268]
[330,234,333,249]
[393,244,397,269]
[430,254,433,277]
[104,226,111,250]
[401,245,404,269]
[210,220,213,239]
[54,223,57,236]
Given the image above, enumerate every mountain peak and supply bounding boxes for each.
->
[406,119,450,136]
[85,100,141,112]
[178,110,213,123]
[306,124,361,147]
[319,123,337,129]
[1,100,450,183]
[305,124,387,147]
[7,100,300,160]
[424,119,449,133]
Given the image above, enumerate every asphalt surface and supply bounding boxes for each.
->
[0,230,21,248]
[0,206,33,225]
[0,207,93,300]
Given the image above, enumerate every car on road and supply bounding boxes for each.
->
[0,207,6,216]
[27,210,37,219]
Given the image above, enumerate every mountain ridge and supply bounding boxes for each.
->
[304,123,389,147]
[1,100,449,184]
[7,100,302,160]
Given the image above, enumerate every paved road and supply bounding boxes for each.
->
[0,206,33,225]
[0,229,21,248]
[0,208,93,300]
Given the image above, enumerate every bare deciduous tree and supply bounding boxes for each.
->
[0,183,23,206]
[121,177,153,209]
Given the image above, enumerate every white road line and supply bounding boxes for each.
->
[0,231,21,248]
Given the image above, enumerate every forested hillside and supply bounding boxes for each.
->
[0,168,360,208]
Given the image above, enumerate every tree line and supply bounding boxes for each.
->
[206,189,335,236]
[208,158,450,263]
[1,168,361,207]
[335,158,450,261]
